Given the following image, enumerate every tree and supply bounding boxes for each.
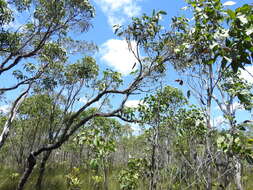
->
[75,117,123,190]
[0,0,96,149]
[167,1,253,189]
[0,6,171,190]
[137,86,187,190]
[117,0,252,189]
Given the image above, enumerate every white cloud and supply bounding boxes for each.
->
[108,15,125,27]
[94,0,142,27]
[0,105,10,114]
[100,39,138,75]
[240,65,253,84]
[123,3,141,17]
[223,1,236,6]
[125,100,143,108]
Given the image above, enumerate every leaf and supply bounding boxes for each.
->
[231,61,239,73]
[237,125,246,131]
[237,14,248,24]
[226,9,236,19]
[248,139,253,144]
[221,58,228,70]
[187,90,191,99]
[246,27,253,36]
[158,10,167,15]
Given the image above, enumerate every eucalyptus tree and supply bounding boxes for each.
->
[3,10,170,190]
[166,2,253,189]
[75,117,123,190]
[117,0,253,189]
[121,86,187,190]
[0,0,96,149]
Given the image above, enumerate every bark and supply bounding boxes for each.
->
[149,125,159,190]
[16,153,36,190]
[234,157,243,190]
[206,135,212,190]
[14,65,147,190]
[0,87,29,149]
[103,163,109,190]
[205,64,213,190]
[35,150,52,190]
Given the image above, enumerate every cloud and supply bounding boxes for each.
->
[240,65,253,84]
[94,0,142,27]
[0,105,10,114]
[125,100,143,108]
[223,1,236,6]
[100,39,138,75]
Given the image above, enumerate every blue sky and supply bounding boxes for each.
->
[85,0,253,130]
[1,0,253,129]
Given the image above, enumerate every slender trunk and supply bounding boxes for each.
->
[0,88,29,149]
[149,125,159,190]
[103,160,109,190]
[206,135,212,190]
[234,157,243,190]
[16,153,36,190]
[205,64,213,190]
[35,150,52,190]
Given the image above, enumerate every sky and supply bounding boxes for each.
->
[84,0,253,128]
[1,0,253,130]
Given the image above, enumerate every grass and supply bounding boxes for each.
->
[1,164,253,190]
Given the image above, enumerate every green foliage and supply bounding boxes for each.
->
[0,0,96,97]
[65,56,98,84]
[66,167,82,190]
[138,86,187,124]
[220,70,253,110]
[169,0,253,72]
[74,117,122,188]
[0,0,13,26]
[119,158,148,190]
[225,4,253,72]
[115,10,170,75]
[217,130,253,164]
[96,69,123,91]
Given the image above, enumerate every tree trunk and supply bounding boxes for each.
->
[16,152,36,190]
[35,150,52,190]
[149,126,159,190]
[103,163,109,190]
[0,88,29,149]
[206,64,213,190]
[234,157,243,190]
[206,134,212,190]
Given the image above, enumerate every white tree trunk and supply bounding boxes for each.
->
[0,87,29,149]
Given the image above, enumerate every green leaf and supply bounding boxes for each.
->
[237,14,248,24]
[187,90,191,99]
[158,10,167,15]
[231,61,239,73]
[227,9,236,19]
